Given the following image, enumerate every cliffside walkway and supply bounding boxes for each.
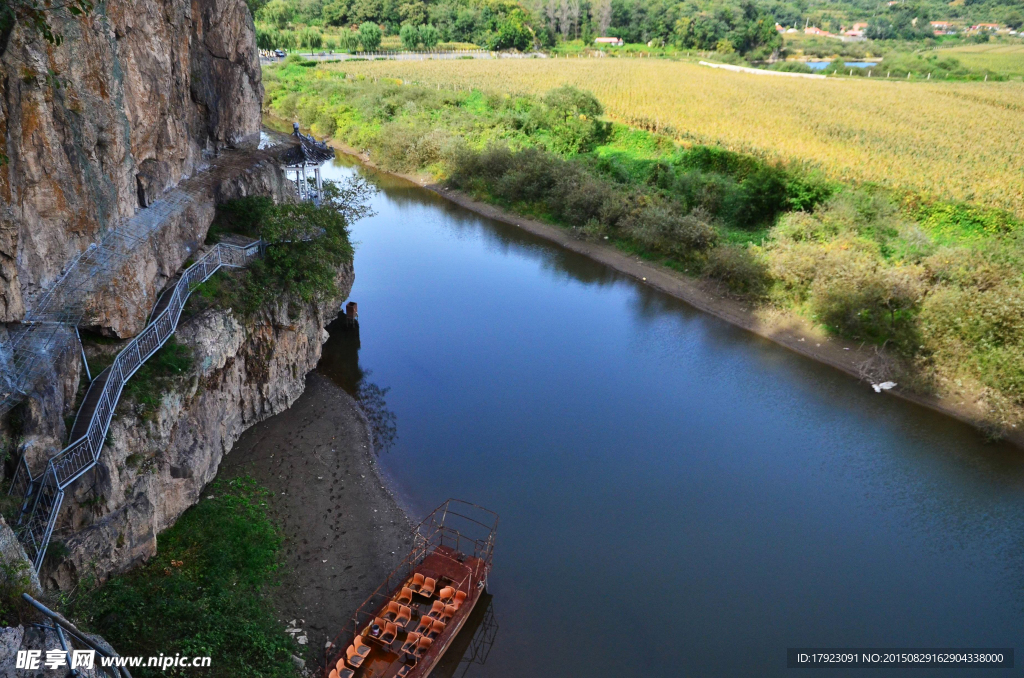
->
[3,128,334,572]
[9,237,261,571]
[0,150,277,420]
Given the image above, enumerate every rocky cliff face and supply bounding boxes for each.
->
[0,0,263,322]
[44,264,353,589]
[8,160,291,486]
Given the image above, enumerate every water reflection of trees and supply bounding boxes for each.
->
[324,157,626,290]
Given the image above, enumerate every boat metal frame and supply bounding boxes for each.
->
[323,499,498,675]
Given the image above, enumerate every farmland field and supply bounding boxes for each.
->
[935,43,1024,77]
[326,58,1024,216]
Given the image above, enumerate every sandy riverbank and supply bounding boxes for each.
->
[217,372,413,666]
[326,139,1022,447]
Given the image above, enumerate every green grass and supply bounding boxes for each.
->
[70,476,298,678]
[121,338,194,419]
[934,43,1024,77]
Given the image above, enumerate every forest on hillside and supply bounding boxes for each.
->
[249,0,1021,55]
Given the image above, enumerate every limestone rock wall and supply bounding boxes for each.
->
[44,265,354,589]
[0,0,263,322]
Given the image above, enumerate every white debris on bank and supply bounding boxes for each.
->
[286,619,308,646]
[872,381,897,393]
[699,61,828,80]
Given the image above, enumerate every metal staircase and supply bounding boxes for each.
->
[8,239,261,571]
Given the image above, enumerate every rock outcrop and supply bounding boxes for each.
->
[0,0,263,323]
[44,265,354,589]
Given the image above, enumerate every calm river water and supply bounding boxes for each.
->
[316,156,1023,676]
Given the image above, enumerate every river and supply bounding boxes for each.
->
[315,155,1023,676]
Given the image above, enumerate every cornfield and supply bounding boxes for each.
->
[326,59,1024,216]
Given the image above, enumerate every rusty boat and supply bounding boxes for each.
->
[325,500,498,678]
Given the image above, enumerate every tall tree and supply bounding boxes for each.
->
[359,20,382,48]
[567,0,580,37]
[556,0,570,37]
[592,0,611,35]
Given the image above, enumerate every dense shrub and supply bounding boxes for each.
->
[769,61,814,74]
[491,147,559,203]
[541,86,610,154]
[620,201,718,255]
[807,251,925,347]
[201,184,365,318]
[706,244,772,295]
[373,122,454,171]
[550,167,615,226]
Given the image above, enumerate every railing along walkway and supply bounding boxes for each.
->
[9,239,261,571]
[0,149,277,419]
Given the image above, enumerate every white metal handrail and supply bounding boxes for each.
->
[11,239,261,571]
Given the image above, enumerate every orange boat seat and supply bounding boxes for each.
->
[382,621,398,644]
[353,636,371,657]
[414,615,431,635]
[396,586,414,606]
[334,662,355,678]
[413,636,433,658]
[425,619,445,639]
[425,600,445,620]
[452,590,468,609]
[438,586,455,602]
[419,577,437,598]
[383,601,401,622]
[397,655,417,677]
[441,604,457,622]
[401,632,421,654]
[345,645,365,668]
[395,604,413,627]
[410,573,425,592]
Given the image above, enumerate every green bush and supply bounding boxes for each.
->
[373,122,454,171]
[706,243,772,295]
[202,189,361,318]
[72,477,297,678]
[0,556,32,625]
[769,61,813,73]
[620,201,718,255]
[122,338,194,419]
[808,252,925,347]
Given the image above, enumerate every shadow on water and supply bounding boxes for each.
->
[319,315,398,454]
[431,592,499,678]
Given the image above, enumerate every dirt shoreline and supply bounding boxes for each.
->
[218,372,414,667]
[329,140,1022,448]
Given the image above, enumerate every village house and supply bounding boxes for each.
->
[804,25,835,37]
[841,22,868,38]
[594,36,624,46]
